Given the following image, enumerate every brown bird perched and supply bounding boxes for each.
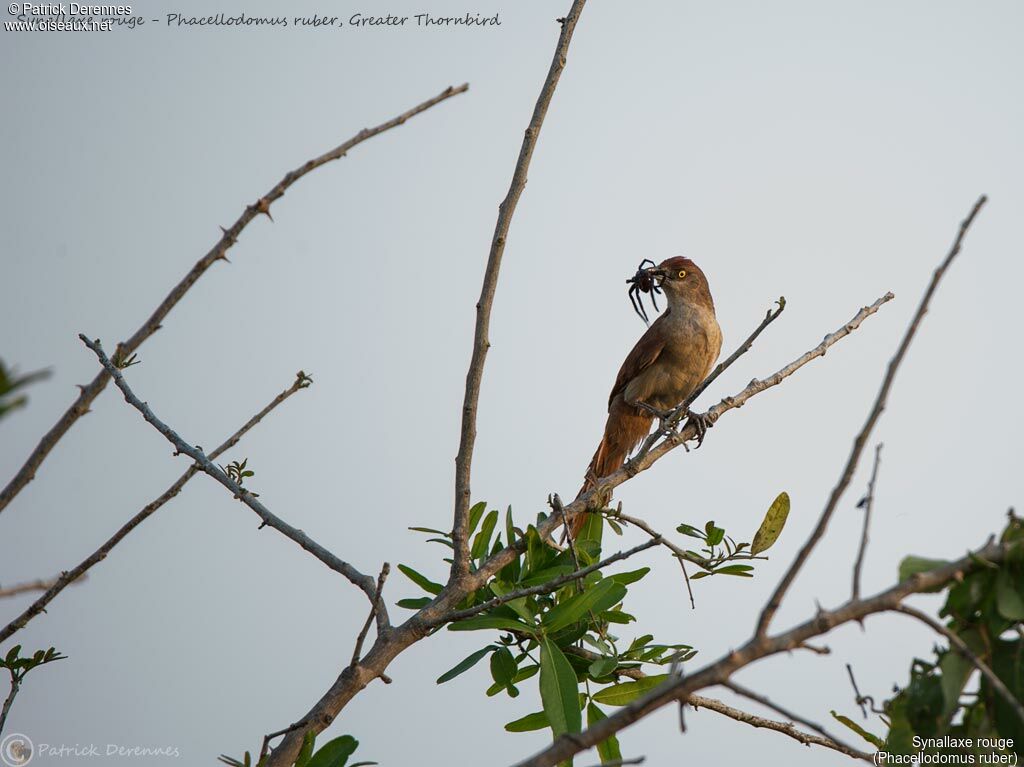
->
[570,256,722,538]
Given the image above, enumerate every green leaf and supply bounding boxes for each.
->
[490,647,518,687]
[542,580,627,633]
[608,567,650,586]
[587,703,623,764]
[539,635,582,736]
[436,646,494,683]
[397,564,443,595]
[995,568,1024,620]
[490,581,535,623]
[505,711,550,732]
[830,711,885,749]
[898,556,951,586]
[448,615,534,634]
[305,735,358,767]
[294,731,316,767]
[520,564,575,587]
[395,597,432,610]
[602,610,635,624]
[592,674,669,706]
[408,526,448,535]
[714,564,754,577]
[588,657,618,679]
[467,501,487,539]
[750,492,790,555]
[704,520,725,547]
[471,509,500,560]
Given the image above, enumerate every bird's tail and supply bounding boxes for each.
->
[568,402,653,540]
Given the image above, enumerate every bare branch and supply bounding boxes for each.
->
[0,372,310,645]
[351,564,391,668]
[0,575,86,600]
[892,603,1024,727]
[0,84,468,517]
[505,536,1016,767]
[756,195,987,637]
[852,443,883,601]
[451,1,587,580]
[693,693,870,762]
[435,538,660,626]
[471,291,894,590]
[721,680,864,759]
[684,296,786,410]
[78,336,379,603]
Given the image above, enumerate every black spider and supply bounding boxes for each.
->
[626,258,664,326]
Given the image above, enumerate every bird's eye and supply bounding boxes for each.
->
[677,270,687,279]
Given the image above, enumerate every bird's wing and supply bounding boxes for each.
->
[608,315,667,409]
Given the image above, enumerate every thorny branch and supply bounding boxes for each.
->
[0,83,468,517]
[451,0,587,581]
[0,575,86,600]
[0,372,311,645]
[852,443,883,602]
[756,195,987,637]
[79,335,383,608]
[721,679,866,760]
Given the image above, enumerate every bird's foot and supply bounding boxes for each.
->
[683,409,714,447]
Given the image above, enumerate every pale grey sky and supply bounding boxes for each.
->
[2,1,1022,765]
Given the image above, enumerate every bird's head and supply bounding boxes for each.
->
[627,256,715,324]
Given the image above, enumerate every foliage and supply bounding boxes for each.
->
[0,645,67,733]
[219,733,375,767]
[0,359,50,421]
[402,495,791,762]
[834,512,1024,760]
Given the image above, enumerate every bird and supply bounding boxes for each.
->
[569,256,723,539]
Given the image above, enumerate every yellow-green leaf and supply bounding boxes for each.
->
[751,492,790,555]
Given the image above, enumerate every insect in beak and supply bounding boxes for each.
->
[626,259,665,326]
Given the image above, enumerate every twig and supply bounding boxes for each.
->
[258,720,307,766]
[0,372,311,645]
[0,84,468,517]
[852,443,883,601]
[350,564,391,668]
[721,680,858,755]
[79,336,382,607]
[563,645,868,761]
[685,297,787,409]
[471,291,894,589]
[436,539,659,626]
[845,663,880,718]
[603,508,699,608]
[450,0,587,581]
[505,535,1015,767]
[0,575,87,600]
[0,676,20,735]
[756,195,987,637]
[892,603,1024,726]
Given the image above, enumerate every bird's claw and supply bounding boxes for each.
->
[684,409,714,447]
